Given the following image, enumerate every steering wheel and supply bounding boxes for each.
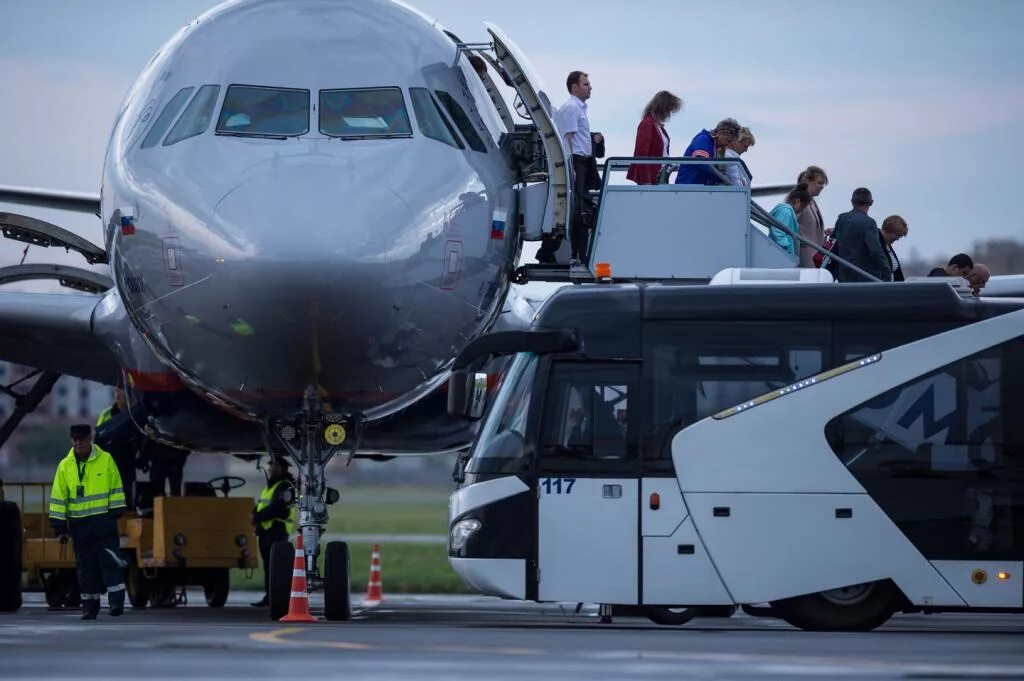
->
[206,476,246,498]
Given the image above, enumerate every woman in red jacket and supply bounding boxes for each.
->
[627,91,683,185]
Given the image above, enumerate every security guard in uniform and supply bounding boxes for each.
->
[250,457,296,607]
[48,424,128,620]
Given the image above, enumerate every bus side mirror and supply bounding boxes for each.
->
[447,370,488,419]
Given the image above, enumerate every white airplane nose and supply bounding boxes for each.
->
[211,163,412,264]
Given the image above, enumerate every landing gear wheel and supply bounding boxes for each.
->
[44,570,80,609]
[0,501,22,612]
[203,568,230,608]
[645,606,698,626]
[773,580,898,632]
[268,541,294,621]
[126,562,151,609]
[324,541,351,621]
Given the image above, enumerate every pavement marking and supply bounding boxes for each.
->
[249,626,374,650]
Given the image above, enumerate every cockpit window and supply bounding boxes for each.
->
[435,90,487,153]
[319,88,412,139]
[216,85,309,138]
[409,87,464,150]
[164,85,221,146]
[140,87,194,149]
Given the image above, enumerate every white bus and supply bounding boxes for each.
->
[446,281,1024,631]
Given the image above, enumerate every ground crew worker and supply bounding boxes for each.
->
[48,424,128,620]
[96,387,140,508]
[250,457,296,607]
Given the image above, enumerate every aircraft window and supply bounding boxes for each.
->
[319,88,412,139]
[216,85,309,138]
[409,87,463,150]
[435,90,487,153]
[140,87,194,149]
[164,85,221,146]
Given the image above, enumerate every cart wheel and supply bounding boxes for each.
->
[203,569,230,608]
[324,541,351,621]
[44,571,78,609]
[126,562,151,609]
[645,606,698,626]
[0,501,22,613]
[268,541,294,621]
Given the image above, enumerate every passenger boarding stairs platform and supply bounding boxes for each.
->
[514,157,805,285]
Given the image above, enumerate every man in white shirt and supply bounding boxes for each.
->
[537,71,604,264]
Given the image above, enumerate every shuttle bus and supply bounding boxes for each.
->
[446,280,1024,631]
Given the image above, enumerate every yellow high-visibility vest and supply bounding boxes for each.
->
[48,446,126,522]
[96,407,114,427]
[255,479,296,534]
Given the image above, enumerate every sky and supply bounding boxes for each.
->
[1,0,1023,287]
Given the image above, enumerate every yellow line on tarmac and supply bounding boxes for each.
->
[249,627,374,650]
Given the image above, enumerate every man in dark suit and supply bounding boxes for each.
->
[831,188,889,282]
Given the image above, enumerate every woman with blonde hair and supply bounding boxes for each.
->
[627,90,683,185]
[879,215,909,281]
[723,126,755,186]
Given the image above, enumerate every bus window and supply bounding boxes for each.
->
[826,335,1024,561]
[539,363,638,462]
[465,354,538,476]
[643,322,829,459]
[833,321,955,365]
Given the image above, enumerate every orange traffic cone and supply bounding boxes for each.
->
[279,533,318,623]
[364,544,383,605]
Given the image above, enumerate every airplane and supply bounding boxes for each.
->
[0,0,584,619]
[0,0,800,618]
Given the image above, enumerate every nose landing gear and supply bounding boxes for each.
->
[264,385,359,621]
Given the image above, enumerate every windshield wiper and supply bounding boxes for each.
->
[216,131,290,141]
[333,133,413,141]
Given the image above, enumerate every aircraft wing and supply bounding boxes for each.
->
[0,291,120,384]
[751,184,794,198]
[0,185,101,216]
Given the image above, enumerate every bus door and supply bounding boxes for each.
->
[534,361,640,604]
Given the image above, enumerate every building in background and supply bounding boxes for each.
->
[0,362,113,423]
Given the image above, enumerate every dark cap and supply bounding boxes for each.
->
[70,424,92,438]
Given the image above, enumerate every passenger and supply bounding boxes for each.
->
[796,166,829,268]
[673,118,741,186]
[831,188,889,282]
[467,54,488,79]
[549,70,603,264]
[722,127,754,186]
[768,184,811,255]
[627,90,683,185]
[879,215,909,281]
[967,263,991,294]
[928,253,974,278]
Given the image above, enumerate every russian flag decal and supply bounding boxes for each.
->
[490,209,507,240]
[120,215,136,235]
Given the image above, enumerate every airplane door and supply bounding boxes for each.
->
[535,362,639,604]
[485,23,571,241]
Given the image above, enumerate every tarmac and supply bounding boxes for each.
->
[2,591,1023,680]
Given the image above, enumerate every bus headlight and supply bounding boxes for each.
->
[450,519,482,551]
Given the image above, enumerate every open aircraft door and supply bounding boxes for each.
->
[484,23,571,243]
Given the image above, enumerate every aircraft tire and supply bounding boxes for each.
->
[773,580,898,632]
[323,541,351,621]
[645,606,698,626]
[0,501,22,612]
[268,541,294,621]
[203,568,230,607]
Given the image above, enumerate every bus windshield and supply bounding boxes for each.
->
[465,353,538,476]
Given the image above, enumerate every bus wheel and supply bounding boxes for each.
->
[774,580,898,632]
[0,501,22,613]
[268,541,294,621]
[203,569,230,608]
[645,606,698,626]
[323,541,351,621]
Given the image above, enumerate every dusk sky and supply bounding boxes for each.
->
[1,0,1022,285]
